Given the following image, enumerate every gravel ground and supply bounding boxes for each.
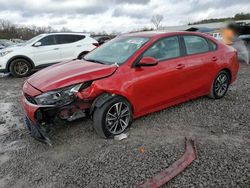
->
[0,64,249,188]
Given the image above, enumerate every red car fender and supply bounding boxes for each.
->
[76,74,136,113]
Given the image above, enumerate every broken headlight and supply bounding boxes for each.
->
[34,82,91,106]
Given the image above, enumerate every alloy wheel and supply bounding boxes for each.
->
[14,61,29,76]
[214,73,229,97]
[105,102,130,135]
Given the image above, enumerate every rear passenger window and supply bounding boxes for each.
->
[183,36,209,55]
[143,36,180,61]
[207,39,217,51]
[55,35,85,44]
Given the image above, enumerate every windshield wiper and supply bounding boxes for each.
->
[84,58,105,65]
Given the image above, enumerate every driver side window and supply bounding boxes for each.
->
[143,36,180,61]
[38,36,56,46]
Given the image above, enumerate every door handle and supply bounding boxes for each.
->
[211,56,217,61]
[176,64,185,70]
[53,48,59,50]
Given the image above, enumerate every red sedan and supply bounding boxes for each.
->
[21,31,239,144]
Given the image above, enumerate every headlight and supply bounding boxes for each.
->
[0,50,13,57]
[34,82,92,106]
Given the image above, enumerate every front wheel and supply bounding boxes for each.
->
[9,59,32,77]
[209,70,230,99]
[93,96,133,138]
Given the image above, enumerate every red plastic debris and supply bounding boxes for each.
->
[137,138,197,188]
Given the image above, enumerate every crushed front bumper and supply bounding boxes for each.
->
[21,93,91,145]
[21,95,52,145]
[24,116,52,145]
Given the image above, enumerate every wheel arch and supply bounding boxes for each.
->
[219,68,232,83]
[7,55,35,72]
[90,92,134,117]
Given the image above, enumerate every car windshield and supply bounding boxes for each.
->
[84,36,149,65]
[24,34,46,45]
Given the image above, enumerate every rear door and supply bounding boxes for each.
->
[181,35,218,95]
[54,34,86,61]
[31,35,61,66]
[131,36,188,114]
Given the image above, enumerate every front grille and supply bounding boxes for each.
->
[25,94,37,104]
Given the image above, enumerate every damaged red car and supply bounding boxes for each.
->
[21,31,239,144]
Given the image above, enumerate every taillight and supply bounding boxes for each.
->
[93,43,99,47]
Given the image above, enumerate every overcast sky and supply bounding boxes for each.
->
[0,0,250,33]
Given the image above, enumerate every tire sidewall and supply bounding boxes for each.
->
[93,96,133,138]
[10,59,32,77]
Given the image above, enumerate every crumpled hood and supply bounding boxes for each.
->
[27,60,118,92]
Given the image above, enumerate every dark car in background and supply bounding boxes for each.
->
[0,44,5,50]
[0,39,13,49]
[10,38,25,44]
[238,35,250,63]
[92,35,115,45]
[232,35,250,64]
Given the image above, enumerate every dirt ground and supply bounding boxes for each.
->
[0,64,249,188]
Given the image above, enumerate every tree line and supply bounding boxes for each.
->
[0,19,60,40]
[189,12,250,25]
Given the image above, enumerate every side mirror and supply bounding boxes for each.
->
[33,42,42,47]
[137,56,158,67]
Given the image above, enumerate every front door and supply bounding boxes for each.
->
[31,35,61,67]
[131,36,188,115]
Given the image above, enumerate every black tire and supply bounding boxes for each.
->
[77,51,89,60]
[93,96,133,138]
[9,58,32,77]
[209,70,230,99]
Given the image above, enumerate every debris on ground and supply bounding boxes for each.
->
[114,133,129,141]
[137,138,197,188]
[138,147,145,154]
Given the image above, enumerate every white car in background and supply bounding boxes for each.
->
[0,33,98,77]
[211,33,223,41]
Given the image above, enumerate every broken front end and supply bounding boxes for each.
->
[21,81,96,145]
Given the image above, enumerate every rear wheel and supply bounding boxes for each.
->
[93,96,132,138]
[209,70,230,99]
[9,58,32,77]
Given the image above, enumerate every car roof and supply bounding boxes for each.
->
[45,32,90,36]
[121,31,209,39]
[239,35,250,39]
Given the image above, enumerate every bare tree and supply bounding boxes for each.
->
[151,14,164,30]
[0,19,58,40]
[60,27,71,32]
